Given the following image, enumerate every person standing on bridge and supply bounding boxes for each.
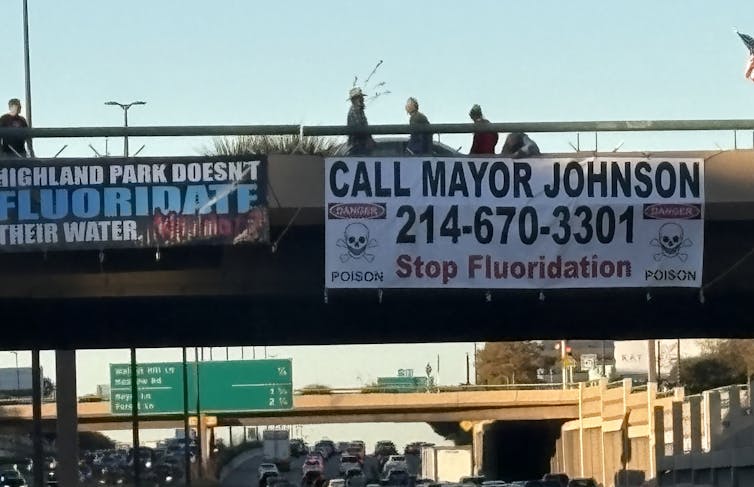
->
[500,131,540,158]
[405,97,432,155]
[0,98,33,158]
[346,87,375,155]
[468,104,498,155]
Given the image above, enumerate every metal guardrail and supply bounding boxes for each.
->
[1,118,754,139]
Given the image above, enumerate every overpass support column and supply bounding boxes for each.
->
[472,420,493,476]
[55,350,78,487]
[199,415,210,477]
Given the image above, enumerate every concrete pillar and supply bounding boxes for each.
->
[703,390,721,451]
[671,401,684,455]
[55,350,78,487]
[472,420,493,476]
[689,396,703,453]
[198,415,209,478]
[728,386,742,422]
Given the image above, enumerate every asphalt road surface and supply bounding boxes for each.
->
[222,451,420,487]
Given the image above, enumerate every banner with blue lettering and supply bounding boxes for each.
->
[0,155,268,251]
[325,156,705,289]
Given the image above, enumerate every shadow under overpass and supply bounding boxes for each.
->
[482,420,566,482]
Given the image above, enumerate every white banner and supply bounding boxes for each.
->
[325,157,704,289]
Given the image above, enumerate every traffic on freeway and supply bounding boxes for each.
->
[220,433,596,487]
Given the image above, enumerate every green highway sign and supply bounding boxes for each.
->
[376,376,430,392]
[109,359,293,415]
[110,362,196,415]
[199,359,293,413]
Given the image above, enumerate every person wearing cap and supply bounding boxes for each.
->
[468,104,498,155]
[405,97,432,155]
[346,87,375,155]
[0,98,32,158]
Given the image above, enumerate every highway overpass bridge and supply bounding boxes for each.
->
[0,387,581,431]
[0,148,753,348]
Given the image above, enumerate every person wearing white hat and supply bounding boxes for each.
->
[346,87,375,155]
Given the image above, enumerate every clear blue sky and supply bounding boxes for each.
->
[2,0,754,155]
[0,0,743,444]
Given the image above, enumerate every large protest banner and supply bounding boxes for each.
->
[325,157,704,289]
[0,155,268,251]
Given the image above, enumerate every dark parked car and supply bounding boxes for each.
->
[0,470,27,487]
[333,137,461,157]
[567,479,598,487]
[460,476,485,486]
[381,469,410,486]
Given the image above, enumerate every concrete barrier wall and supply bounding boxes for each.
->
[552,379,754,486]
[551,379,685,485]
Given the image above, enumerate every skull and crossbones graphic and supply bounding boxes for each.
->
[650,223,693,262]
[337,223,378,263]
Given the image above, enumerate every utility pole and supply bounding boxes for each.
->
[465,353,470,386]
[560,340,567,390]
[676,338,682,385]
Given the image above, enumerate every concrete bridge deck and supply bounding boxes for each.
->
[0,387,581,431]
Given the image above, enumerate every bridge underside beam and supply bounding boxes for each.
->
[217,406,579,425]
[0,220,752,348]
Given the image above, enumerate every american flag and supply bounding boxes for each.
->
[735,29,754,81]
[736,29,754,55]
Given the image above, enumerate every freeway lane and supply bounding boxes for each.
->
[221,450,421,487]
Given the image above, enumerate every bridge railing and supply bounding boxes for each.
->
[2,118,754,140]
[295,382,583,395]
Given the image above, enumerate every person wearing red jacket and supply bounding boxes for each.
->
[468,104,498,155]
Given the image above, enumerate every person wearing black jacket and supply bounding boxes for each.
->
[0,98,32,158]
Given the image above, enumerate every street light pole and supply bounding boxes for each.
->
[104,101,146,157]
[22,0,32,128]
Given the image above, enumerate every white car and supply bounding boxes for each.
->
[258,463,279,479]
[328,480,346,487]
[382,455,407,473]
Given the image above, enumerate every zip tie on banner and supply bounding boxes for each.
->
[155,247,161,263]
[539,291,546,302]
[291,124,305,154]
[699,288,705,304]
[323,288,329,304]
[646,291,652,302]
[378,288,383,304]
[485,290,492,303]
[98,250,105,264]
